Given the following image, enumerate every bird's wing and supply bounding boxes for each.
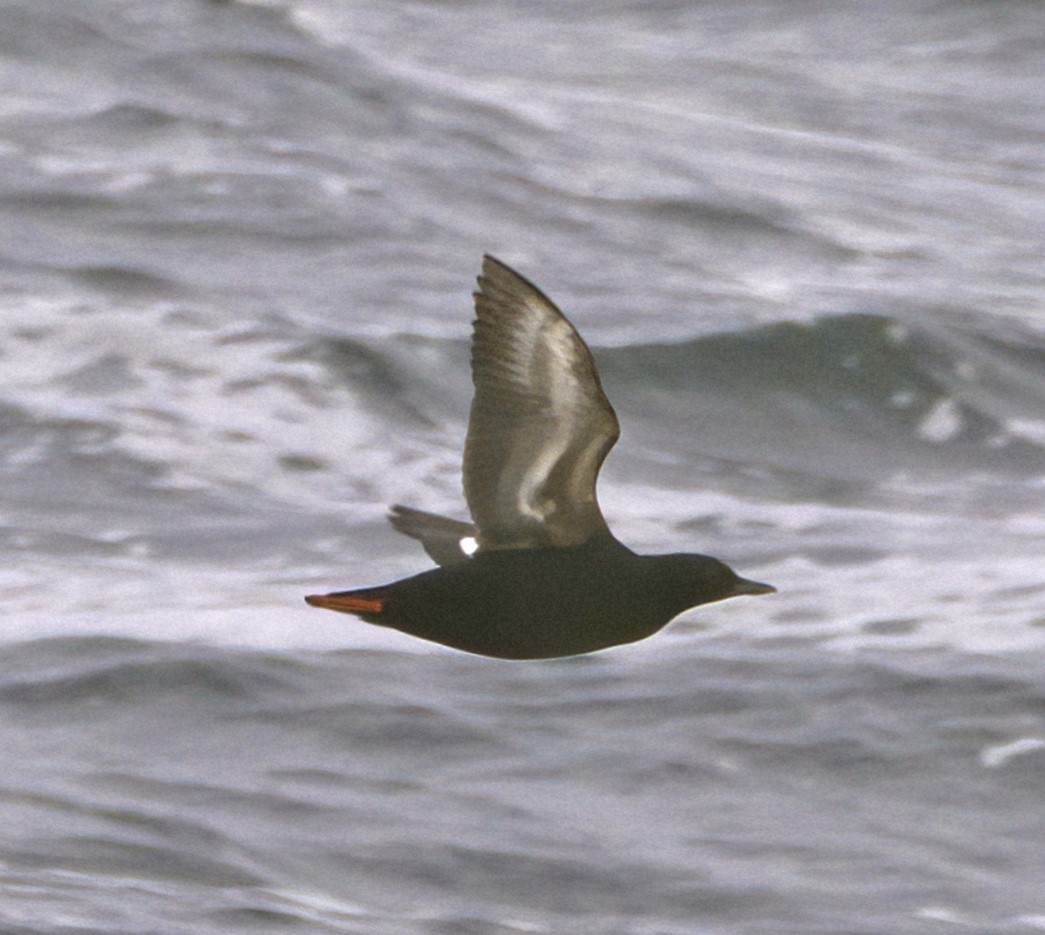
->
[388,505,475,567]
[463,255,620,550]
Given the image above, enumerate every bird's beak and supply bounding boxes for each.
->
[732,577,776,596]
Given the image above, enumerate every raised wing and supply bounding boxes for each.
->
[463,256,620,550]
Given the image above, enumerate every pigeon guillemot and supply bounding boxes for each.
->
[305,256,774,658]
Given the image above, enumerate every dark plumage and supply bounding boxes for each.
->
[305,256,774,658]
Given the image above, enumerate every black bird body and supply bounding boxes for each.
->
[306,257,774,658]
[316,537,763,660]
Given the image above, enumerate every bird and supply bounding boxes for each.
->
[305,256,774,659]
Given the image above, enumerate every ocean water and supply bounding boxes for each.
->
[1,1,1043,932]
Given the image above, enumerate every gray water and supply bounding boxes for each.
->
[1,1,1043,932]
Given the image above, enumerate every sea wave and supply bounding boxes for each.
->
[3,298,1042,529]
[599,312,1045,486]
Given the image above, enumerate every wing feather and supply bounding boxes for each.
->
[463,256,620,550]
[388,505,475,567]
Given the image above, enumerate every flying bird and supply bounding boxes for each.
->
[305,256,774,658]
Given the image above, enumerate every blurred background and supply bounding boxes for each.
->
[1,1,1043,932]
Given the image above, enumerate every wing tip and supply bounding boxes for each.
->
[475,254,551,306]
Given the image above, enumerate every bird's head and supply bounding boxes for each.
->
[654,552,775,611]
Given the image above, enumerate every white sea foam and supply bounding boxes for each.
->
[979,738,1045,769]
